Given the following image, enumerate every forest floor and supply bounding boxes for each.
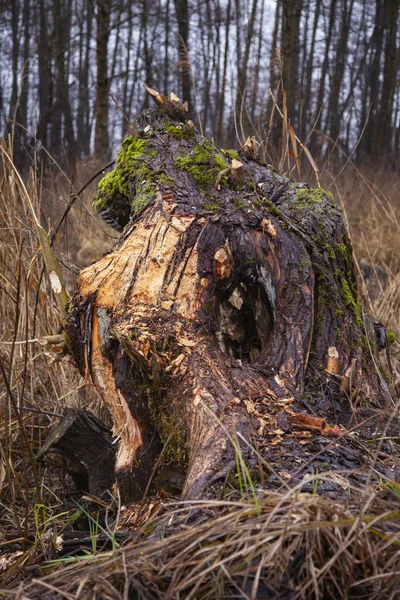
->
[0,156,399,599]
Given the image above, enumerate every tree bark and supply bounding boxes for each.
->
[67,95,391,504]
[375,0,399,160]
[94,0,111,159]
[280,0,303,129]
[174,0,191,107]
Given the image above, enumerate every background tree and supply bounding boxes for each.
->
[1,0,400,170]
[94,0,111,159]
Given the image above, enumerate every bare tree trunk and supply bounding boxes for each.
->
[15,0,30,167]
[77,0,93,157]
[8,0,20,138]
[280,0,302,129]
[362,0,385,157]
[303,0,321,130]
[217,0,231,146]
[174,0,191,106]
[234,0,258,139]
[312,0,337,155]
[327,0,355,151]
[67,96,390,503]
[37,0,52,153]
[375,0,399,160]
[52,0,77,172]
[94,0,111,159]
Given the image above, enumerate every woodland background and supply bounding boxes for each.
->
[1,0,400,597]
[1,0,400,170]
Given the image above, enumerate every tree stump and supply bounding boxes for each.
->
[67,92,392,503]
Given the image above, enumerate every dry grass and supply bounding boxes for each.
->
[0,130,399,598]
[4,487,400,599]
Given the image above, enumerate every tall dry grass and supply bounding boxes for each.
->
[0,137,114,551]
[0,121,399,597]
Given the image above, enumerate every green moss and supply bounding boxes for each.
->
[131,170,156,213]
[202,199,222,212]
[174,140,229,188]
[92,136,160,227]
[260,196,282,217]
[158,173,175,187]
[320,240,336,260]
[147,384,188,467]
[294,187,334,208]
[300,248,310,269]
[215,153,229,171]
[387,331,396,344]
[364,334,375,350]
[234,197,245,210]
[164,124,195,140]
[336,242,349,260]
[336,308,344,319]
[223,149,240,161]
[341,277,363,327]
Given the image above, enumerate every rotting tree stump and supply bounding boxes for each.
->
[66,92,394,503]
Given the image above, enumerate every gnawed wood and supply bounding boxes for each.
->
[67,92,392,502]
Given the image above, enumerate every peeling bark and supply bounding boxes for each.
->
[67,97,391,503]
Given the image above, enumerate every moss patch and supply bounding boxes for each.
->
[174,140,229,188]
[164,124,195,140]
[294,187,334,208]
[223,149,240,161]
[93,136,156,227]
[148,386,188,467]
[158,172,175,187]
[202,199,222,212]
[341,277,362,327]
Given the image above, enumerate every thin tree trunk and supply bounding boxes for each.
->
[280,0,302,129]
[16,0,30,165]
[363,0,385,157]
[303,0,321,131]
[8,0,20,140]
[375,0,399,159]
[37,0,52,152]
[164,0,170,93]
[94,0,111,159]
[234,0,258,137]
[218,0,231,146]
[327,0,355,150]
[174,0,191,106]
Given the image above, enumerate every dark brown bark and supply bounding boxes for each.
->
[67,97,391,504]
